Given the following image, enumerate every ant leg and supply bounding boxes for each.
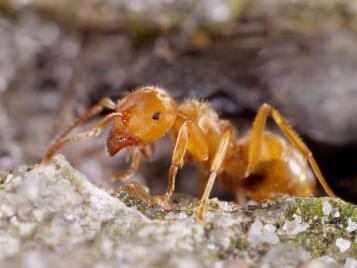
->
[197,165,208,197]
[220,173,235,190]
[140,144,155,160]
[196,126,233,223]
[219,173,246,205]
[47,98,116,154]
[245,104,270,177]
[149,143,156,156]
[42,113,122,163]
[157,120,208,201]
[246,104,336,197]
[112,148,142,181]
[125,147,133,162]
[156,121,189,201]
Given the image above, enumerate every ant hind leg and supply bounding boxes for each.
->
[197,165,209,198]
[246,103,336,198]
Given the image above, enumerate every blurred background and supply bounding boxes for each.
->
[0,0,356,203]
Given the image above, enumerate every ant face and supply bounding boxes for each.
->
[124,87,177,141]
[107,87,177,155]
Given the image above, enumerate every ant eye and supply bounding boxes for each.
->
[152,112,160,120]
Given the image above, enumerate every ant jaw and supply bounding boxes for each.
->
[106,129,141,156]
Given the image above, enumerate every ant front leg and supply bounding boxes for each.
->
[246,103,337,198]
[157,120,208,202]
[112,148,142,181]
[196,126,233,223]
[42,113,122,163]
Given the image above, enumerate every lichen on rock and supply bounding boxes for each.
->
[0,155,356,267]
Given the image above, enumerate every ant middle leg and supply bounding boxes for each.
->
[156,120,208,202]
[246,103,336,197]
[196,126,233,223]
[112,148,142,181]
[42,113,122,163]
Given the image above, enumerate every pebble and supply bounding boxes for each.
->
[322,201,332,216]
[335,238,351,253]
[331,208,340,218]
[282,215,309,236]
[248,219,279,245]
[345,257,357,268]
[1,204,15,217]
[32,209,45,222]
[346,218,357,233]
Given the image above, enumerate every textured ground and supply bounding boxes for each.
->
[0,155,356,268]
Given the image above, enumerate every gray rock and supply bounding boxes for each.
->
[0,155,356,267]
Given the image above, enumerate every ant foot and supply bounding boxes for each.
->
[154,193,171,203]
[153,194,173,212]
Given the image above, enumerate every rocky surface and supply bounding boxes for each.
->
[0,155,356,268]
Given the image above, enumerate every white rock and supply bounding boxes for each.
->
[21,179,39,201]
[17,222,35,237]
[209,228,231,249]
[10,215,19,225]
[307,255,338,268]
[335,238,351,253]
[248,219,279,245]
[212,214,242,227]
[3,175,22,192]
[32,209,46,221]
[331,208,340,218]
[248,219,264,245]
[0,234,20,258]
[11,176,22,187]
[322,201,332,216]
[1,204,15,217]
[262,224,279,245]
[282,215,309,236]
[2,174,14,188]
[345,257,357,268]
[346,218,357,233]
[319,255,339,264]
[100,236,114,257]
[23,251,45,268]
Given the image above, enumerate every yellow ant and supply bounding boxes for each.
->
[42,86,337,223]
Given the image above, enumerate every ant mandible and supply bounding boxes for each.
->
[42,86,337,223]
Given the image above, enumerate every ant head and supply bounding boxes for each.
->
[106,86,177,156]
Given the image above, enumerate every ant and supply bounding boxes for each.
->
[42,86,337,223]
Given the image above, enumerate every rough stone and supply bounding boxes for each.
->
[0,155,356,267]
